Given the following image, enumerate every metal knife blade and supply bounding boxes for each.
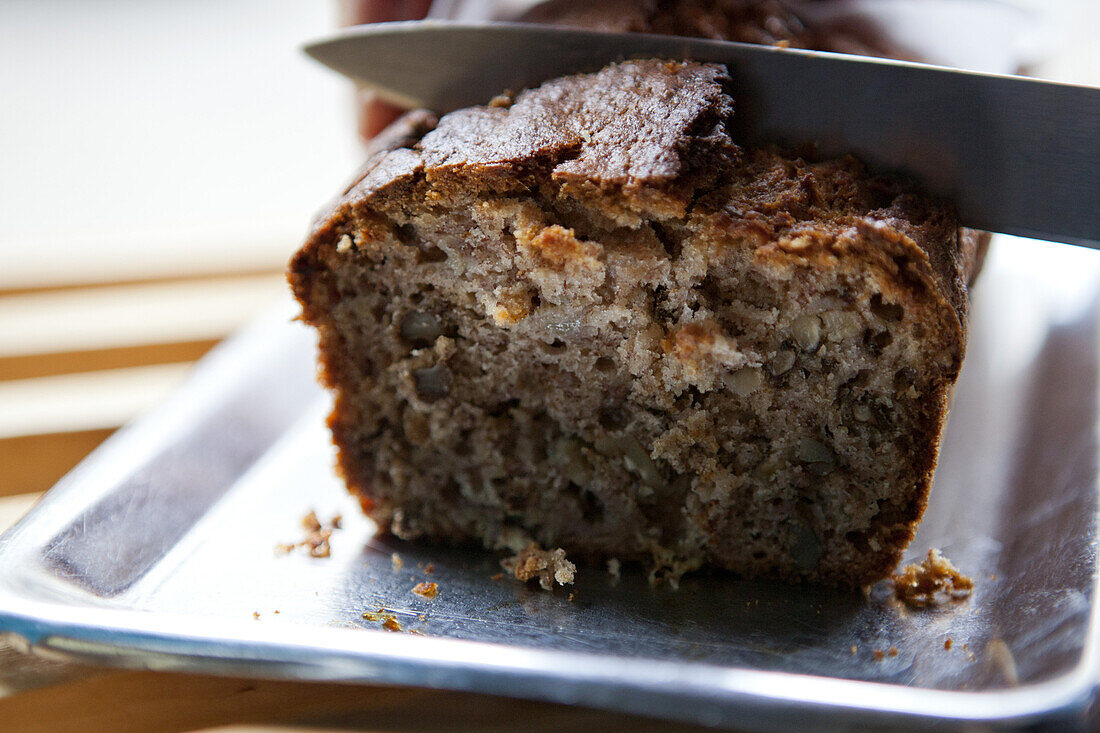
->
[305,21,1100,247]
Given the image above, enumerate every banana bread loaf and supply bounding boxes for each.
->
[290,58,980,585]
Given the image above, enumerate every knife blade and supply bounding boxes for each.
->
[304,21,1100,247]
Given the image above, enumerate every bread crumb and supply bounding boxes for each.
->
[277,510,341,558]
[488,90,515,108]
[252,612,260,620]
[892,548,973,607]
[330,514,343,529]
[490,572,504,582]
[850,645,857,655]
[424,563,435,574]
[568,592,576,602]
[391,553,404,569]
[412,581,439,598]
[873,649,886,661]
[888,646,898,657]
[306,529,332,558]
[301,510,322,532]
[362,608,404,632]
[944,638,953,650]
[502,542,576,590]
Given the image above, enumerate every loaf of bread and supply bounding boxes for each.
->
[290,55,980,585]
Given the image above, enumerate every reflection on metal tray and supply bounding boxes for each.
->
[0,235,1098,730]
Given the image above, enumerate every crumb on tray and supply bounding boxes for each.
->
[362,608,404,632]
[412,581,439,599]
[502,542,576,590]
[304,529,332,558]
[892,548,973,607]
[276,509,343,558]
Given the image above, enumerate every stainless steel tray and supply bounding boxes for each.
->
[1,235,1099,731]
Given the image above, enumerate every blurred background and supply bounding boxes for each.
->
[0,0,1095,498]
[0,1,360,495]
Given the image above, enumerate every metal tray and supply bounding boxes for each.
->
[1,235,1099,731]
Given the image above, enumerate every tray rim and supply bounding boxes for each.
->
[0,301,1097,731]
[0,585,1095,730]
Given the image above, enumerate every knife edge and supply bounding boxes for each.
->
[305,21,1100,247]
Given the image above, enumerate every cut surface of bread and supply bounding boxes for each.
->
[290,60,979,585]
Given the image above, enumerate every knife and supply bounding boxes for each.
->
[304,21,1100,247]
